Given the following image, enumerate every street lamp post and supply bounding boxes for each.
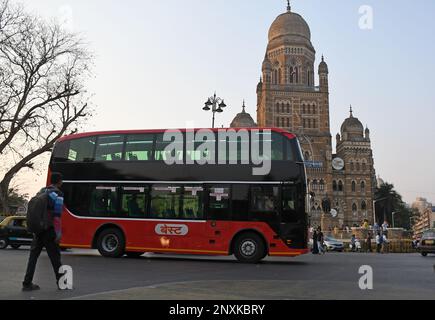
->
[392,211,397,229]
[203,93,227,128]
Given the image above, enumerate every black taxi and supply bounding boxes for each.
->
[0,216,33,249]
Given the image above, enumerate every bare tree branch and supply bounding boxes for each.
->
[0,1,93,213]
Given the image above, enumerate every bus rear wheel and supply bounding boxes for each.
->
[233,232,266,264]
[97,228,125,258]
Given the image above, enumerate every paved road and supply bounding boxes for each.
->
[0,248,434,300]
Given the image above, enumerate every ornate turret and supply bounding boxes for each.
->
[319,55,329,92]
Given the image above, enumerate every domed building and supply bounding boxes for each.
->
[230,101,257,128]
[252,2,377,227]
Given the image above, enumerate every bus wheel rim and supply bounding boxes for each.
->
[102,234,119,253]
[241,240,256,257]
[0,239,6,248]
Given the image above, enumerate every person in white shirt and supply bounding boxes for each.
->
[382,233,389,253]
[376,233,383,253]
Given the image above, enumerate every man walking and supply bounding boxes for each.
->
[376,232,383,254]
[317,227,325,255]
[366,232,373,253]
[23,173,64,291]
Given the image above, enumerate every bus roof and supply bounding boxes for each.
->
[57,128,296,143]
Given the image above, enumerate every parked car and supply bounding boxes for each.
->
[324,236,344,252]
[418,229,435,257]
[0,216,33,249]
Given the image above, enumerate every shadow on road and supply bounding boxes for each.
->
[121,254,309,266]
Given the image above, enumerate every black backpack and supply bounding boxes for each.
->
[27,190,50,234]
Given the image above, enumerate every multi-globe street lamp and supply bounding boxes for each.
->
[203,92,227,128]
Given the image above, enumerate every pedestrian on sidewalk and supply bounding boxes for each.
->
[312,228,319,254]
[317,227,325,255]
[366,232,373,253]
[376,232,383,253]
[22,172,65,291]
[350,234,357,252]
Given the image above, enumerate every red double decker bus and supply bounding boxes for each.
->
[50,128,309,263]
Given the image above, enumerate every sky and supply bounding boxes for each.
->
[13,0,435,205]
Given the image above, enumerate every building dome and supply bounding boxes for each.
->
[268,11,311,42]
[341,107,364,138]
[230,101,257,128]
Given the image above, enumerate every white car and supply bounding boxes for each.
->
[324,237,344,252]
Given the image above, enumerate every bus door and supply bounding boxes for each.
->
[147,185,206,252]
[204,185,232,253]
[280,184,307,248]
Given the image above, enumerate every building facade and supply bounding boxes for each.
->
[412,198,435,237]
[254,4,376,227]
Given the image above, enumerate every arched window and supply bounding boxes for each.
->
[361,201,367,211]
[319,180,325,192]
[276,103,280,113]
[352,181,356,193]
[333,181,338,191]
[290,67,294,83]
[287,103,291,114]
[361,181,366,193]
[362,162,367,171]
[304,151,310,161]
[278,68,282,84]
[352,203,358,212]
[312,180,318,191]
[338,180,344,192]
[356,162,361,171]
[295,67,299,83]
[273,70,278,84]
[307,69,311,85]
[350,161,355,171]
[302,104,306,114]
[313,105,317,114]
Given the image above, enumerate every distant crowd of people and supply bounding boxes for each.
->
[310,220,392,254]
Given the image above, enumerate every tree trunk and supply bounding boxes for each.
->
[0,183,10,216]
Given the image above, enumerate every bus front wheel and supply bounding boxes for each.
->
[97,228,125,258]
[233,232,266,264]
